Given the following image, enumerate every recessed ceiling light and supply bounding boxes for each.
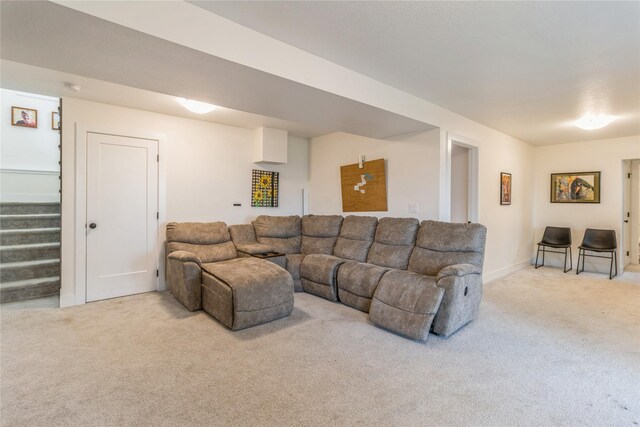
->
[176,98,218,114]
[574,114,615,131]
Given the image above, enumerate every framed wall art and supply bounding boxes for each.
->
[11,106,37,128]
[550,171,600,203]
[51,111,60,130]
[340,158,387,212]
[251,170,279,207]
[500,172,512,205]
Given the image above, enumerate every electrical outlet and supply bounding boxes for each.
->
[408,203,419,214]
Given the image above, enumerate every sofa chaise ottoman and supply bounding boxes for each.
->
[201,257,294,330]
[165,221,294,330]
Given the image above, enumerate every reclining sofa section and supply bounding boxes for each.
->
[165,215,487,341]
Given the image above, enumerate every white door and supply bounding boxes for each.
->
[86,132,158,302]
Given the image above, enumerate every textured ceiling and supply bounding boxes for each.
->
[193,1,640,145]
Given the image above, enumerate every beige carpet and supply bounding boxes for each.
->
[1,266,639,426]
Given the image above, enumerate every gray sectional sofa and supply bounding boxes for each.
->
[165,214,487,341]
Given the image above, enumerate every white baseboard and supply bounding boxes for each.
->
[0,194,60,203]
[483,259,531,283]
[59,293,77,308]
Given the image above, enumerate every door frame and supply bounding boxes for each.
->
[622,159,640,268]
[74,124,166,305]
[440,132,479,223]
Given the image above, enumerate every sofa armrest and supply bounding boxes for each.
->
[166,251,202,311]
[235,243,274,255]
[168,250,201,265]
[433,264,483,337]
[436,263,481,282]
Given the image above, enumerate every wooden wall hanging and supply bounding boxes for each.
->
[340,158,388,212]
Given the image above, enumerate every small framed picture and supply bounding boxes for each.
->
[500,172,512,205]
[11,106,37,128]
[550,171,601,203]
[51,111,60,130]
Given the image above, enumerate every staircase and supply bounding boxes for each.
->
[0,203,61,303]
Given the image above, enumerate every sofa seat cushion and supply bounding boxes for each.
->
[300,254,347,301]
[337,261,389,312]
[369,270,444,341]
[201,258,294,330]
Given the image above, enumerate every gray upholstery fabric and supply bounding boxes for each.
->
[369,270,444,341]
[228,224,258,245]
[166,251,203,311]
[254,236,301,254]
[432,264,483,337]
[301,215,343,255]
[253,215,302,254]
[337,261,389,312]
[366,217,418,269]
[166,222,237,263]
[285,254,305,292]
[332,216,378,262]
[166,222,231,244]
[234,243,274,255]
[201,258,294,330]
[300,254,346,301]
[408,220,487,276]
[253,216,301,238]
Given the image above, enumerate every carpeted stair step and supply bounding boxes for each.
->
[0,202,60,215]
[0,276,60,303]
[0,214,61,230]
[0,243,61,263]
[0,228,61,245]
[0,259,60,282]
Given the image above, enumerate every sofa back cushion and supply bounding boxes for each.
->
[253,215,302,254]
[366,217,419,269]
[408,220,487,276]
[301,215,344,255]
[166,222,237,263]
[332,215,378,262]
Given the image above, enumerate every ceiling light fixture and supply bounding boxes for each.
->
[63,82,81,92]
[574,114,615,131]
[176,98,218,114]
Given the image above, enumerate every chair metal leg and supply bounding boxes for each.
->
[535,245,542,268]
[609,251,614,280]
[576,249,582,275]
[563,247,568,272]
[569,247,573,272]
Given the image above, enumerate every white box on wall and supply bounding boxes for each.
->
[254,127,287,164]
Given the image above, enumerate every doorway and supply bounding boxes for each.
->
[622,159,640,267]
[0,89,61,304]
[85,132,159,301]
[445,133,479,224]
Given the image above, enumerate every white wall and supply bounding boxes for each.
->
[60,97,309,306]
[533,135,640,272]
[309,127,535,282]
[309,129,441,219]
[0,89,60,201]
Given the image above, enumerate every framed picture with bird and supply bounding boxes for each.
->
[550,172,600,203]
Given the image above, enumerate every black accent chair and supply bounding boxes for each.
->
[535,226,572,272]
[576,229,617,279]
